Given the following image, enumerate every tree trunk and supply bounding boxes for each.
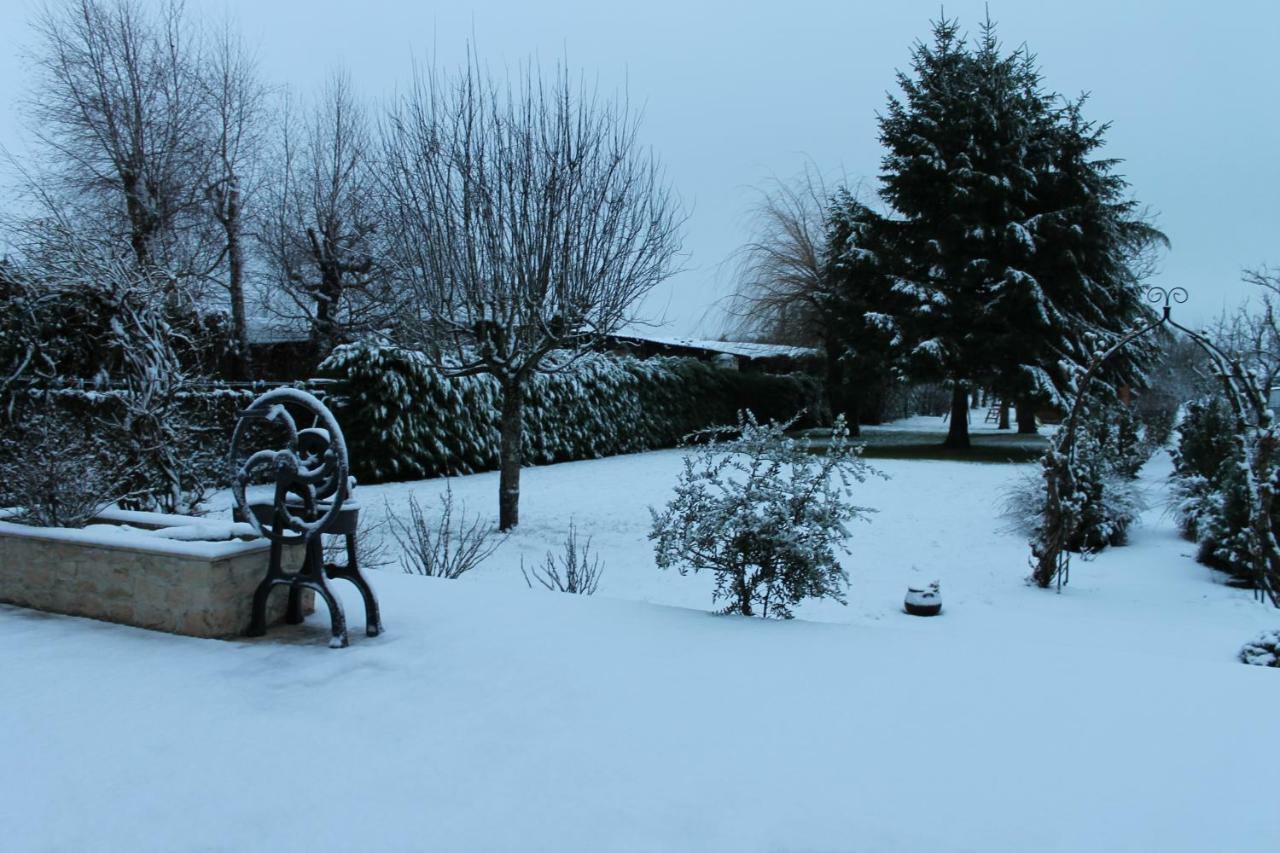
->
[224,183,252,380]
[944,384,970,449]
[1017,396,1039,434]
[845,394,862,437]
[998,399,1010,430]
[498,378,525,531]
[823,338,844,423]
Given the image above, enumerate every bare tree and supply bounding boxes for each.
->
[198,20,265,378]
[725,171,895,431]
[380,58,683,530]
[258,71,388,359]
[724,167,832,348]
[24,0,211,282]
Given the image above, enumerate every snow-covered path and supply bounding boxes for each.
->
[2,425,1277,852]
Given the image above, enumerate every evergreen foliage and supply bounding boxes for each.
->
[320,342,821,484]
[1014,395,1152,573]
[1239,630,1280,667]
[648,414,878,619]
[867,16,1164,446]
[823,189,902,429]
[1170,396,1280,584]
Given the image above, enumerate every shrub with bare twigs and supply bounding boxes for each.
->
[521,520,604,595]
[386,486,505,579]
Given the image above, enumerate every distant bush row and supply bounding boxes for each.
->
[320,343,822,484]
[3,349,821,496]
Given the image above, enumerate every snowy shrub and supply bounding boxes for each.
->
[1023,399,1147,585]
[1169,396,1280,585]
[1170,396,1242,540]
[521,520,604,595]
[387,486,505,579]
[324,514,394,571]
[320,342,820,484]
[0,407,131,527]
[1018,429,1145,553]
[649,414,878,619]
[1239,630,1280,667]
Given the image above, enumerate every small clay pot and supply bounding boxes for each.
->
[904,581,942,616]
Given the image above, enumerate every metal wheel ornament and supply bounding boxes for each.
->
[230,388,382,647]
[230,388,348,543]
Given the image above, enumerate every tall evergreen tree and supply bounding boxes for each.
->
[877,18,1036,447]
[991,96,1166,432]
[875,17,1163,447]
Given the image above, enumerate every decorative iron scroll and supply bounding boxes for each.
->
[230,388,383,647]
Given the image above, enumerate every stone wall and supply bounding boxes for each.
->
[0,524,312,638]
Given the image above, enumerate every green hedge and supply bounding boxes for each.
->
[320,343,821,484]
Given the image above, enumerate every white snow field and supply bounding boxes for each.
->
[2,420,1278,852]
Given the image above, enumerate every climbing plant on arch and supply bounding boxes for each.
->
[1030,286,1280,608]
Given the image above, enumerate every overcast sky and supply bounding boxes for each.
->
[2,0,1278,335]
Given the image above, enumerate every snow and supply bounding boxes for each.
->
[608,331,819,360]
[1,419,1277,851]
[0,517,272,559]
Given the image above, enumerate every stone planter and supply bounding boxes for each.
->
[0,509,311,638]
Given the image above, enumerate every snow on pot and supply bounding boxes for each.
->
[904,581,942,616]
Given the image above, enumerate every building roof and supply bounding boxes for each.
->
[607,331,819,361]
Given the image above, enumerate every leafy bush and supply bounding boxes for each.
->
[0,407,131,527]
[1019,398,1150,585]
[386,486,505,579]
[3,384,285,514]
[649,414,878,619]
[521,520,604,595]
[320,342,821,484]
[1240,630,1280,667]
[1013,430,1145,558]
[1169,395,1279,584]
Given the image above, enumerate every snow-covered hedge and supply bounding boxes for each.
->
[320,343,821,484]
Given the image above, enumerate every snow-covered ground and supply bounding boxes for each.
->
[2,419,1277,852]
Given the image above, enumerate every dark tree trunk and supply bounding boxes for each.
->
[845,394,862,437]
[823,338,845,423]
[944,384,971,449]
[498,378,525,531]
[1017,397,1039,434]
[736,571,754,616]
[998,399,1010,430]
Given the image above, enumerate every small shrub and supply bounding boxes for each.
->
[386,486,505,578]
[521,519,604,595]
[1169,395,1280,585]
[649,413,879,619]
[1170,396,1239,540]
[323,514,394,571]
[0,408,132,528]
[1239,630,1280,667]
[1014,401,1146,567]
